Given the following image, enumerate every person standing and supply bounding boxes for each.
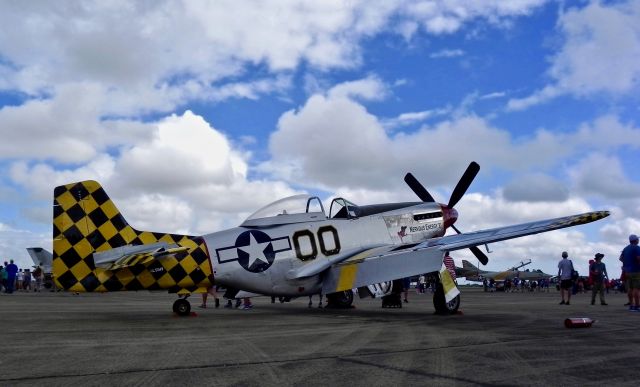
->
[4,260,18,294]
[199,285,220,309]
[0,264,5,292]
[33,265,43,292]
[620,234,640,312]
[557,252,574,305]
[590,253,608,305]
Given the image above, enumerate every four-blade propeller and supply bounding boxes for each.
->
[404,161,489,265]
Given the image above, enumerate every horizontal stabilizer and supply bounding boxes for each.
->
[94,242,189,270]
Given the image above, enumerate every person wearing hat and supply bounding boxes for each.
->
[620,234,640,311]
[589,253,608,305]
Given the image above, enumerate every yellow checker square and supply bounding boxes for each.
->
[135,270,156,288]
[56,190,77,211]
[177,275,196,288]
[119,226,138,244]
[159,234,177,245]
[178,255,198,272]
[69,260,93,280]
[115,269,135,286]
[70,282,87,293]
[95,269,112,284]
[54,212,74,233]
[137,232,159,244]
[100,201,120,220]
[158,272,179,288]
[53,237,73,256]
[82,197,99,214]
[96,242,112,252]
[53,257,71,274]
[178,237,197,249]
[73,238,95,259]
[160,257,179,271]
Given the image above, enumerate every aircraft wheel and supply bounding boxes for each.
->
[173,299,191,316]
[326,290,354,308]
[433,283,460,315]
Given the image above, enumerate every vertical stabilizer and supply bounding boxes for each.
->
[52,180,212,292]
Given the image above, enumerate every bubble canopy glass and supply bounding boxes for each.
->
[241,194,326,227]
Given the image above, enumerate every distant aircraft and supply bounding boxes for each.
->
[458,259,553,282]
[50,161,608,315]
[26,247,55,289]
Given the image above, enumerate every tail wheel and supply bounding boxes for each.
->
[433,283,460,315]
[173,299,191,316]
[326,290,354,308]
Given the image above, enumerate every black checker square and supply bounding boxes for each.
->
[148,261,166,280]
[87,229,107,249]
[59,248,83,268]
[66,203,86,223]
[189,268,206,285]
[64,224,86,246]
[168,264,188,283]
[54,185,69,198]
[124,277,143,291]
[57,270,79,289]
[111,214,128,232]
[130,236,144,245]
[53,223,61,239]
[107,233,126,248]
[79,273,100,291]
[103,275,124,291]
[88,207,109,228]
[91,187,110,205]
[190,247,207,264]
[54,203,63,219]
[129,263,146,276]
[70,183,90,200]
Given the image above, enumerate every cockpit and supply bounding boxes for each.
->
[240,194,327,227]
[240,194,422,227]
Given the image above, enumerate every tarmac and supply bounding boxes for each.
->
[1,287,639,386]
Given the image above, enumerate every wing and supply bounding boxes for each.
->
[322,210,609,294]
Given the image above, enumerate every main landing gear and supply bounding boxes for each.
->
[325,289,354,308]
[433,282,460,315]
[173,294,191,316]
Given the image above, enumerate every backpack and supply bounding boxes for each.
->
[570,260,579,281]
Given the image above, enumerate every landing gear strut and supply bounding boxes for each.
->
[173,294,191,316]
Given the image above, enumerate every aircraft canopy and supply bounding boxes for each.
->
[241,194,326,227]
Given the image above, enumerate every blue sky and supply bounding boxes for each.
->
[1,0,639,277]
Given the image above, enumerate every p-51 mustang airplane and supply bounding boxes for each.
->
[51,162,608,315]
[458,259,553,282]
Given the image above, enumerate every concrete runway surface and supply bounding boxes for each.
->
[1,287,638,386]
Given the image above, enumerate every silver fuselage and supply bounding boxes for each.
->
[204,202,445,296]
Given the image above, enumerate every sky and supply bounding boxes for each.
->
[1,0,639,278]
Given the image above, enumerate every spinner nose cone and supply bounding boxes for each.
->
[442,206,458,229]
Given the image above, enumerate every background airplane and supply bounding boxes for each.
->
[50,162,608,316]
[457,259,553,282]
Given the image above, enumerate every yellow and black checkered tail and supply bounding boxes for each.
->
[53,180,213,293]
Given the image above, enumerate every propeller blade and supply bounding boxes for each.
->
[404,173,436,202]
[448,161,480,208]
[469,246,489,266]
[451,225,489,265]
